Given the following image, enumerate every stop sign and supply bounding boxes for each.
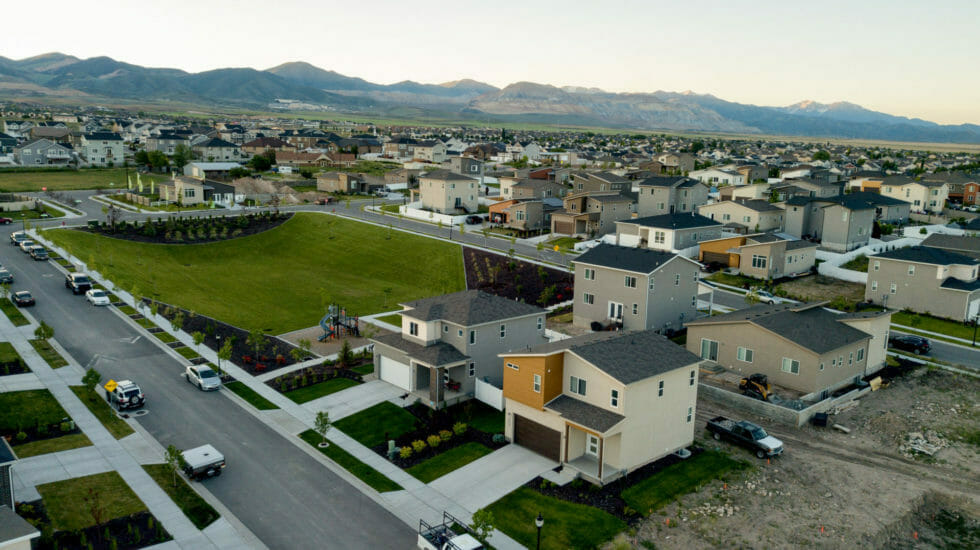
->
[42,187,47,191]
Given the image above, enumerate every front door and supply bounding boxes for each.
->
[608,301,623,321]
[585,434,600,458]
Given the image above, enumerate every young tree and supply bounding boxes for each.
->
[172,144,194,168]
[164,444,184,487]
[481,226,491,247]
[338,339,353,368]
[34,320,54,340]
[170,311,185,333]
[83,487,107,540]
[192,331,205,352]
[216,337,233,375]
[82,367,101,390]
[470,509,495,543]
[314,411,331,448]
[247,329,266,359]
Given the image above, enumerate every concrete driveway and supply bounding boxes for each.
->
[301,379,408,420]
[429,444,558,512]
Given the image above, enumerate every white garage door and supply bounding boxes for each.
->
[380,356,411,391]
[969,299,980,321]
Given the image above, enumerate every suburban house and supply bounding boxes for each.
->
[657,152,695,174]
[690,167,744,187]
[79,132,124,167]
[382,136,418,158]
[569,172,630,194]
[964,182,980,205]
[697,199,785,233]
[489,198,563,236]
[920,172,977,205]
[499,330,701,483]
[879,176,949,214]
[13,138,73,166]
[145,133,190,155]
[698,233,817,279]
[572,244,701,332]
[719,183,769,202]
[0,132,17,154]
[847,171,886,193]
[549,192,635,237]
[158,175,206,206]
[183,162,241,180]
[241,137,295,156]
[614,213,722,254]
[449,156,484,181]
[502,178,567,200]
[636,176,710,217]
[780,177,843,199]
[370,290,547,408]
[734,164,769,184]
[865,246,980,321]
[317,172,365,194]
[275,151,329,167]
[685,303,892,397]
[413,141,448,163]
[783,191,909,251]
[921,233,980,260]
[192,138,244,162]
[0,438,40,549]
[418,169,479,214]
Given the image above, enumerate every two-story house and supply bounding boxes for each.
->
[145,133,190,155]
[192,137,243,162]
[370,290,547,408]
[500,330,701,483]
[879,176,949,214]
[866,246,980,321]
[569,172,630,194]
[80,132,124,167]
[699,233,817,279]
[573,244,701,332]
[689,167,744,186]
[921,234,980,261]
[449,156,484,182]
[780,177,843,199]
[413,141,447,163]
[657,152,695,174]
[418,169,479,214]
[697,199,785,233]
[13,138,73,166]
[549,192,635,237]
[686,303,891,398]
[489,198,563,236]
[636,176,710,217]
[505,179,568,200]
[614,213,722,254]
[317,172,364,194]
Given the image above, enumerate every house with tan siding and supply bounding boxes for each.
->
[697,199,784,233]
[865,246,980,321]
[615,213,722,254]
[698,233,817,279]
[550,192,635,237]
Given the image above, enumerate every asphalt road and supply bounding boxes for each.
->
[1,236,413,550]
[891,329,980,369]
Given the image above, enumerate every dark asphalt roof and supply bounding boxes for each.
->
[545,394,626,433]
[0,437,15,464]
[871,246,979,266]
[574,244,680,274]
[747,233,783,244]
[83,131,122,141]
[568,330,702,384]
[922,234,980,254]
[686,303,871,354]
[421,169,477,182]
[0,506,39,543]
[371,333,470,367]
[730,199,783,212]
[400,290,544,326]
[195,137,238,148]
[620,213,721,230]
[940,278,980,292]
[785,239,818,251]
[637,176,695,188]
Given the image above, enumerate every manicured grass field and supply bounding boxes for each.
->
[621,450,750,514]
[334,402,417,448]
[0,168,166,193]
[892,311,974,340]
[117,304,138,315]
[285,377,361,404]
[463,402,506,434]
[483,487,625,550]
[45,213,466,333]
[546,236,580,251]
[706,271,757,289]
[153,331,177,343]
[69,385,135,439]
[0,389,71,432]
[143,464,220,529]
[298,430,402,493]
[407,442,493,483]
[224,381,279,410]
[174,346,201,360]
[37,471,148,531]
[352,363,374,375]
[11,433,93,458]
[29,339,68,368]
[0,300,30,326]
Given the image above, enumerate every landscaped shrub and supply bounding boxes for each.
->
[276,354,286,365]
[439,429,452,442]
[399,446,412,459]
[427,434,441,448]
[492,434,506,444]
[16,431,26,441]
[411,440,427,453]
[452,422,467,435]
[60,421,71,432]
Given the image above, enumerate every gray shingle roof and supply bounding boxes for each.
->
[568,330,702,384]
[940,278,980,292]
[922,234,980,254]
[545,394,625,433]
[0,437,14,465]
[371,332,470,367]
[637,176,691,188]
[422,169,478,182]
[400,290,544,326]
[0,506,39,543]
[871,246,979,266]
[731,199,784,212]
[621,213,721,230]
[574,244,681,274]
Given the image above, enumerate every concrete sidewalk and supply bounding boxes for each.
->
[300,379,407,421]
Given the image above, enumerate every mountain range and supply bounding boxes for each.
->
[2,52,979,144]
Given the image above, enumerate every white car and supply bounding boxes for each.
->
[753,290,778,304]
[185,365,222,391]
[85,289,111,306]
[18,239,36,253]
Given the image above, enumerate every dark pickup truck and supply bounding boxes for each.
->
[706,416,784,459]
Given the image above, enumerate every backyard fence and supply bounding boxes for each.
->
[475,378,503,411]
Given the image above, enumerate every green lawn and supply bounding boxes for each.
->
[143,464,220,529]
[380,204,400,214]
[334,402,417,448]
[892,311,974,340]
[375,313,402,327]
[69,385,135,439]
[29,339,68,368]
[483,487,625,550]
[0,389,71,432]
[407,442,493,483]
[298,430,402,493]
[174,346,201,360]
[841,254,870,272]
[19,205,66,219]
[45,213,466,333]
[0,300,30,326]
[352,363,374,375]
[461,402,505,434]
[117,304,138,315]
[12,433,93,458]
[290,184,317,193]
[285,377,361,404]
[37,471,148,531]
[546,237,580,251]
[0,341,24,368]
[136,317,156,329]
[706,272,758,289]
[621,450,750,514]
[224,381,279,410]
[0,168,166,193]
[153,331,177,343]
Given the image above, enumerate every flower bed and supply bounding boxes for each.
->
[81,211,292,244]
[16,500,171,550]
[463,248,573,307]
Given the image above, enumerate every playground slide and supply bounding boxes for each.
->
[318,314,335,342]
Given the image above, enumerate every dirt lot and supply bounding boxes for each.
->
[616,367,980,549]
[777,274,866,304]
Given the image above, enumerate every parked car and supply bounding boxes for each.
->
[9,231,28,245]
[105,379,145,410]
[18,239,36,253]
[185,365,222,391]
[85,289,111,306]
[751,290,777,304]
[0,269,13,284]
[706,416,783,459]
[465,215,484,225]
[888,334,931,355]
[29,246,48,261]
[181,444,225,480]
[0,218,11,224]
[65,273,93,294]
[12,290,34,307]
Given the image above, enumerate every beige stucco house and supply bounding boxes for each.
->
[697,199,784,233]
[636,176,710,217]
[418,169,479,214]
[866,246,980,321]
[550,192,635,237]
[158,176,206,206]
[879,176,948,214]
[698,233,817,279]
[615,213,722,254]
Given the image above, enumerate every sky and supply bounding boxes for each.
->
[2,0,978,125]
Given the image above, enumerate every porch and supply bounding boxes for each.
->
[565,454,623,485]
[412,361,471,409]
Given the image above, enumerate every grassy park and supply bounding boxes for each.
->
[44,213,465,333]
[0,168,167,193]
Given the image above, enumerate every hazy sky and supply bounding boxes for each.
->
[2,0,977,124]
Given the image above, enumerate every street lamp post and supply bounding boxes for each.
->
[972,315,978,347]
[535,513,544,550]
[21,213,25,231]
[215,334,222,373]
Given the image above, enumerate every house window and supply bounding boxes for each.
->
[649,279,655,291]
[737,347,754,362]
[458,329,463,337]
[689,370,696,386]
[569,376,587,396]
[687,407,693,423]
[838,356,844,367]
[469,330,476,344]
[533,374,541,393]
[819,363,825,371]
[857,348,864,361]
[743,216,752,223]
[848,352,854,365]
[658,380,664,397]
[654,231,665,244]
[507,362,518,371]
[409,322,419,336]
[583,293,595,305]
[700,339,719,361]
[871,281,878,291]
[443,325,449,333]
[500,324,506,338]
[722,213,731,221]
[658,202,665,210]
[610,389,619,408]
[675,274,680,286]
[908,265,915,276]
[889,283,897,294]
[184,188,195,198]
[632,303,638,315]
[537,317,543,330]
[469,362,476,377]
[691,295,697,307]
[625,276,637,288]
[752,255,767,268]
[584,268,595,280]
[781,358,800,374]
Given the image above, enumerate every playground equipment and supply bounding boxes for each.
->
[319,304,360,342]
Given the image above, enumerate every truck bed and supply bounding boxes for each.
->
[707,416,737,431]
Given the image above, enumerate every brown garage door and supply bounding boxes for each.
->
[702,251,733,266]
[514,415,561,461]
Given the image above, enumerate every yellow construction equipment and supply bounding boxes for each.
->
[739,373,771,401]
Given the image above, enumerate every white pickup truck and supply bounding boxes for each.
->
[181,444,226,481]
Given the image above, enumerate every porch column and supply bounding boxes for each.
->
[597,437,604,481]
[564,424,569,463]
[430,367,445,406]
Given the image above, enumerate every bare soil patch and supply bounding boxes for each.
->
[777,274,866,303]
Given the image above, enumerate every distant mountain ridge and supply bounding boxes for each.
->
[2,52,978,143]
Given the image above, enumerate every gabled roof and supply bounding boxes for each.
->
[400,290,544,326]
[420,169,477,182]
[637,176,697,188]
[921,234,980,254]
[545,394,625,433]
[940,278,980,292]
[870,246,979,266]
[195,137,238,149]
[371,333,469,367]
[706,199,783,212]
[620,212,721,230]
[574,244,684,274]
[568,329,702,384]
[83,131,122,141]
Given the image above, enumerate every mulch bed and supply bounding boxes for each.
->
[16,500,172,550]
[375,402,507,468]
[79,211,291,244]
[463,248,573,307]
[0,358,30,376]
[140,299,300,376]
[265,356,369,393]
[525,447,706,524]
[3,423,84,448]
